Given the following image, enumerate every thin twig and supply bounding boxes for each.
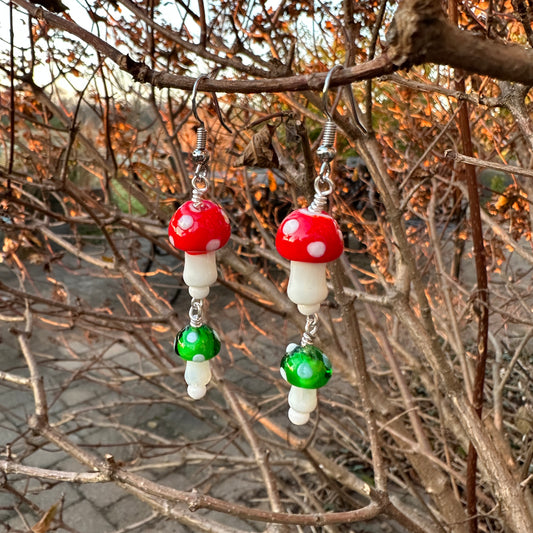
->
[444,151,533,179]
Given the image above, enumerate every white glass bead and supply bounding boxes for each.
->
[287,386,317,425]
[183,251,217,296]
[184,360,212,400]
[287,261,328,315]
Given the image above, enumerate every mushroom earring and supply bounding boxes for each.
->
[168,75,232,399]
[276,66,343,424]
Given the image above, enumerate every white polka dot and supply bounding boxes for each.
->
[222,211,230,224]
[186,331,199,343]
[206,239,221,251]
[178,215,194,230]
[307,241,326,258]
[193,354,206,362]
[214,330,220,342]
[283,219,299,236]
[280,367,287,381]
[286,343,299,353]
[297,363,313,379]
[169,235,175,246]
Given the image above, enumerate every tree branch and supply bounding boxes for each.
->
[388,0,533,85]
[12,0,395,93]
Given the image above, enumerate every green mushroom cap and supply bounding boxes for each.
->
[280,344,332,389]
[174,324,221,362]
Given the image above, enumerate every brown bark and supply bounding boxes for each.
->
[12,0,533,95]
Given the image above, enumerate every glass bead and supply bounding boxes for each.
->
[168,200,231,254]
[275,208,343,264]
[174,324,221,362]
[280,344,332,389]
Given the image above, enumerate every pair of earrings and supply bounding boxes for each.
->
[168,71,343,425]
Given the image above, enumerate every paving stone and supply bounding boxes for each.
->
[46,398,69,420]
[0,331,21,354]
[22,445,68,469]
[147,517,190,532]
[0,386,32,410]
[52,359,87,372]
[156,470,191,492]
[78,480,126,508]
[61,340,94,356]
[80,428,138,464]
[0,425,20,448]
[104,494,153,528]
[101,342,130,360]
[26,478,83,511]
[0,404,31,431]
[57,382,104,408]
[0,492,17,523]
[0,261,286,532]
[53,455,89,473]
[6,515,29,531]
[61,497,114,532]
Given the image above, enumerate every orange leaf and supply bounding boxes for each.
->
[32,502,58,533]
[267,170,277,192]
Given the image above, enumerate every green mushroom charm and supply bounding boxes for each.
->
[174,324,221,399]
[280,343,332,425]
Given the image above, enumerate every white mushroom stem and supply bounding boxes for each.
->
[287,261,328,315]
[184,360,212,400]
[288,385,317,425]
[183,252,218,299]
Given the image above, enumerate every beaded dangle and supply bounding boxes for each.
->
[168,76,231,400]
[276,67,343,424]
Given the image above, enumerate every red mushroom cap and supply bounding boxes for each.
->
[168,200,231,255]
[275,208,343,263]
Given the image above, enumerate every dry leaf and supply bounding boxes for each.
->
[267,170,277,192]
[516,405,533,435]
[235,124,279,169]
[32,502,58,533]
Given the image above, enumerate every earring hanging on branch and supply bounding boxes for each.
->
[168,75,232,400]
[276,66,344,425]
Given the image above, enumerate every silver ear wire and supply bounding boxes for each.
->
[190,74,234,206]
[191,74,233,134]
[321,65,343,121]
[308,66,343,213]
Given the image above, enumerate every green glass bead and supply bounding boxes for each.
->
[280,344,332,389]
[174,324,221,362]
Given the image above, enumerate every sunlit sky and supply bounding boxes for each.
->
[0,0,211,92]
[0,0,387,109]
[0,0,295,90]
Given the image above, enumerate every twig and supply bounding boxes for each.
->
[0,460,111,483]
[219,379,288,532]
[17,307,48,423]
[8,0,15,175]
[12,0,397,93]
[110,512,159,533]
[444,151,533,179]
[32,415,385,526]
[427,180,473,400]
[0,370,31,387]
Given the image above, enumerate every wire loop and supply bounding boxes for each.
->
[189,298,204,327]
[301,314,319,346]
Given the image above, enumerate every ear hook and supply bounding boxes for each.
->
[309,65,343,213]
[191,74,233,133]
[322,65,343,121]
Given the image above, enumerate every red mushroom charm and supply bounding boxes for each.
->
[276,208,343,315]
[168,200,231,298]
